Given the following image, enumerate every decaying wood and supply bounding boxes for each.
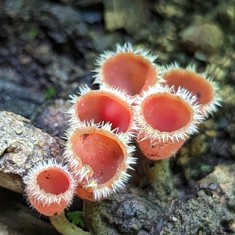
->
[0,111,65,193]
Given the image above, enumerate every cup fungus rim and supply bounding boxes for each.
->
[64,122,136,201]
[134,85,204,143]
[23,159,77,206]
[93,42,162,96]
[161,62,221,116]
[68,84,136,134]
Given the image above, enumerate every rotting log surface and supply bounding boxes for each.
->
[0,111,65,193]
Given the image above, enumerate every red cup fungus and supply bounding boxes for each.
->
[65,122,136,201]
[23,160,76,216]
[22,43,221,212]
[93,43,160,97]
[134,85,204,160]
[69,85,135,134]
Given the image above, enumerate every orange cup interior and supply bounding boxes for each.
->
[143,94,192,132]
[75,92,131,132]
[164,69,214,106]
[70,129,124,185]
[102,52,157,96]
[37,168,70,195]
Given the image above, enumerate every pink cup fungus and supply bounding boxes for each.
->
[23,160,77,216]
[93,43,160,97]
[134,85,204,160]
[161,63,221,116]
[65,122,136,201]
[69,85,135,134]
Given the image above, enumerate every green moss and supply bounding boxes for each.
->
[28,27,41,39]
[67,211,85,229]
[45,87,57,99]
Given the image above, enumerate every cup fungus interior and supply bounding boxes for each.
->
[102,53,156,96]
[37,168,70,195]
[75,93,131,132]
[70,129,124,185]
[164,70,214,106]
[143,94,192,132]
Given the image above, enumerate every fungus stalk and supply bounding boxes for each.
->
[50,212,90,235]
[132,85,204,199]
[149,159,175,200]
[134,147,175,200]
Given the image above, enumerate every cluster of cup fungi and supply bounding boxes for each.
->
[23,43,220,217]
